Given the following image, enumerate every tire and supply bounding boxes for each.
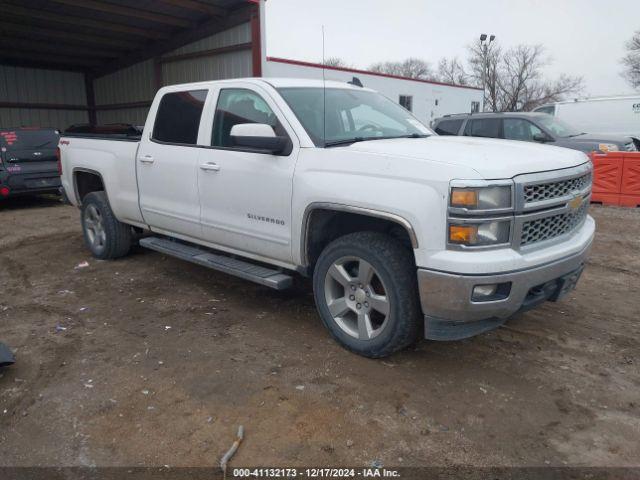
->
[312,231,421,358]
[81,191,132,260]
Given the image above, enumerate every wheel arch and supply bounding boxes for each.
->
[300,203,419,270]
[73,168,107,206]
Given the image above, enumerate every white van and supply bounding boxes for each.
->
[534,95,640,138]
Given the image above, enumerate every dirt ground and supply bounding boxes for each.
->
[0,196,638,468]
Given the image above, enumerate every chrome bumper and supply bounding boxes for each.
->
[418,240,592,340]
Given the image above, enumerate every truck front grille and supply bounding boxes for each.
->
[520,201,589,246]
[524,172,592,204]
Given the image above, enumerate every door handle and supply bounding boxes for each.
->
[139,155,155,164]
[200,162,220,172]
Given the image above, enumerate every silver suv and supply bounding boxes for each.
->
[432,112,639,154]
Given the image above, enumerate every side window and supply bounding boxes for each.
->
[399,95,413,112]
[471,101,480,113]
[503,118,543,141]
[152,90,208,144]
[463,118,501,138]
[212,88,287,148]
[434,119,463,136]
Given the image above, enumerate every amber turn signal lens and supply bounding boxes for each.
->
[449,225,478,244]
[451,189,478,207]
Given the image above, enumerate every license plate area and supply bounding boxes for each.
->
[25,177,59,189]
[549,265,584,302]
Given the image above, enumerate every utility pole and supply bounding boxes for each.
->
[479,33,496,112]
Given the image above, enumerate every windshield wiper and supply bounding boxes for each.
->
[324,137,367,147]
[324,133,429,148]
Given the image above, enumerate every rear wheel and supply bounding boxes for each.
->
[81,191,132,260]
[313,232,421,358]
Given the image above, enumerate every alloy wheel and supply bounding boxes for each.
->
[323,256,391,340]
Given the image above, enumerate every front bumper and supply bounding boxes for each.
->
[418,237,593,341]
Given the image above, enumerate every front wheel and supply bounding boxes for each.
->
[81,191,132,260]
[312,232,421,358]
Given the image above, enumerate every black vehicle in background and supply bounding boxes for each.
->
[432,112,639,154]
[0,127,61,199]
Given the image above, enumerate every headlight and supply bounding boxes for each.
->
[448,220,511,247]
[450,185,512,211]
[598,143,619,153]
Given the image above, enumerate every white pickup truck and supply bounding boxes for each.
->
[59,78,595,358]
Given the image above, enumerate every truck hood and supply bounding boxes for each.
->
[343,135,589,179]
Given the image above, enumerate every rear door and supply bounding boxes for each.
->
[0,129,60,191]
[136,89,209,239]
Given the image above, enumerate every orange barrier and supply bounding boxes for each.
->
[589,152,640,208]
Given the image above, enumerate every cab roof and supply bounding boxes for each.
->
[159,77,375,93]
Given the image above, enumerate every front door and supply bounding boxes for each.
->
[197,86,298,263]
[137,89,209,239]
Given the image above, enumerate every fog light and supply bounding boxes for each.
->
[472,282,512,302]
[472,284,497,299]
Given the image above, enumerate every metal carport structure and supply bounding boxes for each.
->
[0,0,264,128]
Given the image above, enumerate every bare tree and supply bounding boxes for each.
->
[518,74,584,112]
[322,57,351,68]
[621,30,640,89]
[436,57,469,85]
[467,41,583,111]
[369,57,435,80]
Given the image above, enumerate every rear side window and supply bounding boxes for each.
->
[463,118,501,138]
[434,119,463,135]
[152,90,208,145]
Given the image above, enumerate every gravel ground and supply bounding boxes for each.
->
[0,196,638,468]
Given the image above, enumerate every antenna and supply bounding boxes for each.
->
[322,25,326,147]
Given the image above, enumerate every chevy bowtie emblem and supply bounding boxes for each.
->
[568,194,582,211]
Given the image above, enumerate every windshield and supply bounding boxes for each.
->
[277,87,433,147]
[535,116,582,138]
[0,129,59,151]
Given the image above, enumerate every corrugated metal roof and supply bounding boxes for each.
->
[0,0,255,75]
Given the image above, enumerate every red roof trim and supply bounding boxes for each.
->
[266,56,483,91]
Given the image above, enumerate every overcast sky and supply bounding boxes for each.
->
[264,0,639,97]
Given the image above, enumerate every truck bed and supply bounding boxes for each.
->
[60,127,144,227]
[63,124,142,142]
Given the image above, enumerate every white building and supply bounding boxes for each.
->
[263,57,484,126]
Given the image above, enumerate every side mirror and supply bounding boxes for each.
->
[533,132,551,143]
[230,123,291,155]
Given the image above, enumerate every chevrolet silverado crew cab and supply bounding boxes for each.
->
[59,78,595,358]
